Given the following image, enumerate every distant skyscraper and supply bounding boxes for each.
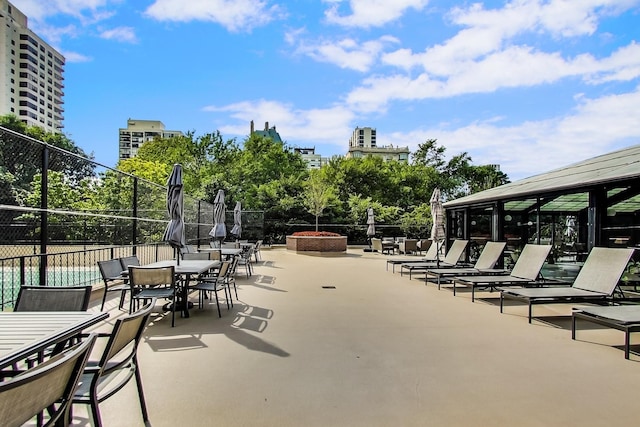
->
[0,0,65,133]
[347,127,409,162]
[118,119,183,159]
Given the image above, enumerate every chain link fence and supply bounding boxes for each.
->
[0,126,263,308]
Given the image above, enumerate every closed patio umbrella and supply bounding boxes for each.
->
[209,189,227,246]
[231,201,242,238]
[162,164,185,264]
[366,207,375,237]
[430,188,446,267]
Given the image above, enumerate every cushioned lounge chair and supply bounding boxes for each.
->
[400,240,469,280]
[572,305,640,359]
[500,247,635,323]
[425,241,507,289]
[386,242,439,272]
[452,244,552,301]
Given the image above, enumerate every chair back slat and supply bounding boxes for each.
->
[182,252,211,261]
[99,259,124,281]
[119,256,140,270]
[510,244,552,280]
[474,241,507,270]
[101,302,154,368]
[15,286,92,312]
[129,266,175,288]
[442,240,469,265]
[572,247,635,294]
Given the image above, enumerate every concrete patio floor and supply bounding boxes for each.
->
[76,247,640,427]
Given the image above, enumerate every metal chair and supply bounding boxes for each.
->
[182,252,211,261]
[189,261,231,318]
[98,259,129,311]
[253,240,263,262]
[119,255,140,270]
[237,246,254,278]
[128,266,177,327]
[15,285,92,312]
[0,334,96,427]
[72,302,154,427]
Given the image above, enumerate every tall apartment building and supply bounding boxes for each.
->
[118,119,183,159]
[0,0,65,132]
[346,127,410,162]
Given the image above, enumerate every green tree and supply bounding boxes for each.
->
[302,170,338,231]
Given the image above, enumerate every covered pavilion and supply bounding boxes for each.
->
[443,144,640,263]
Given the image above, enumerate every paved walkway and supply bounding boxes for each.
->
[79,247,640,426]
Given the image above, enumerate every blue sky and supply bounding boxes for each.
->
[13,0,640,180]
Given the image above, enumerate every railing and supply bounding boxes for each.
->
[0,243,177,310]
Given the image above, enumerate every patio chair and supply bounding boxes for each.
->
[386,241,440,272]
[425,241,507,289]
[0,334,96,427]
[225,255,240,301]
[15,285,92,312]
[254,240,263,262]
[119,255,140,270]
[398,239,419,255]
[189,261,231,317]
[128,265,177,327]
[98,259,129,311]
[500,247,635,323]
[400,239,470,280]
[453,244,552,302]
[572,305,640,359]
[417,239,432,255]
[72,301,154,427]
[238,246,254,278]
[371,238,383,253]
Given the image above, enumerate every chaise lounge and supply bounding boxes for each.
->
[452,244,552,301]
[500,247,635,323]
[425,241,507,289]
[400,240,469,280]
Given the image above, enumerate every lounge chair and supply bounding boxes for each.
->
[386,241,439,272]
[400,240,469,280]
[572,305,640,359]
[452,244,552,301]
[425,241,507,289]
[500,247,635,323]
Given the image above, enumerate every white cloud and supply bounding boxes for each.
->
[290,35,399,72]
[99,26,137,43]
[203,99,355,149]
[12,0,116,22]
[324,0,429,28]
[61,50,92,62]
[383,87,640,180]
[144,0,283,32]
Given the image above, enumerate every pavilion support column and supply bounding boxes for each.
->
[492,202,504,242]
[587,188,606,250]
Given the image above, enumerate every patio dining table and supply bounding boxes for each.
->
[141,259,220,318]
[0,311,109,373]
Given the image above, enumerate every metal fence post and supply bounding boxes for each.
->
[39,146,49,286]
[132,177,138,255]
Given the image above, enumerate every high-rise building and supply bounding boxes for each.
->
[346,127,410,162]
[118,119,183,159]
[0,0,65,132]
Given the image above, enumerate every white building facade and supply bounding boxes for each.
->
[0,0,65,132]
[346,127,410,162]
[119,119,183,159]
